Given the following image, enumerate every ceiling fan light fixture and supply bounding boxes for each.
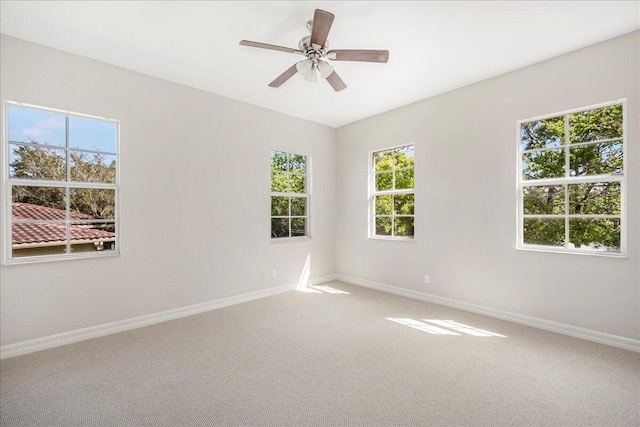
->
[295,58,313,76]
[304,65,319,82]
[317,60,333,79]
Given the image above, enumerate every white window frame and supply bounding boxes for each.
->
[270,150,311,241]
[2,101,120,264]
[516,99,626,257]
[369,144,415,241]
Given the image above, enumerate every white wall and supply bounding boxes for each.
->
[0,35,336,346]
[2,31,638,349]
[336,32,639,341]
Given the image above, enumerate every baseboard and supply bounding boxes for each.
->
[1,275,336,359]
[309,274,338,285]
[5,273,634,358]
[336,274,640,353]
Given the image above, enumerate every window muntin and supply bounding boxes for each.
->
[518,102,625,255]
[4,103,119,262]
[370,144,415,239]
[270,150,308,239]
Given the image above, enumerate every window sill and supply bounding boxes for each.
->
[516,245,626,258]
[368,236,415,242]
[270,236,313,244]
[3,251,120,266]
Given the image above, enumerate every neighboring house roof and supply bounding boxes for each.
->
[12,202,94,221]
[12,203,115,246]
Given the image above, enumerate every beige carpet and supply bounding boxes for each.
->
[1,281,638,426]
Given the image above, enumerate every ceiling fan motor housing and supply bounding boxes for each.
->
[298,35,328,63]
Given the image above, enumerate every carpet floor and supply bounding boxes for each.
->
[1,281,638,426]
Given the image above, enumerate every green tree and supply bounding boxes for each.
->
[270,151,307,238]
[10,142,116,220]
[10,144,66,210]
[522,105,623,250]
[374,147,414,237]
[68,151,116,219]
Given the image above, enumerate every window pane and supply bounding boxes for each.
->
[522,149,564,180]
[568,182,620,215]
[394,145,414,168]
[7,105,120,261]
[394,217,414,237]
[523,218,565,247]
[271,172,288,192]
[395,168,414,189]
[69,221,116,253]
[569,141,623,176]
[569,218,620,252]
[394,194,414,215]
[70,151,116,183]
[290,174,306,193]
[289,154,306,173]
[8,106,66,147]
[271,218,289,238]
[69,116,117,153]
[12,190,70,258]
[374,150,393,171]
[521,116,565,151]
[569,105,623,143]
[523,185,564,215]
[271,151,288,172]
[271,196,288,216]
[375,195,392,215]
[9,144,66,181]
[375,172,393,191]
[291,218,306,237]
[375,217,392,236]
[69,240,116,253]
[270,151,307,240]
[71,220,115,232]
[12,186,66,213]
[12,222,68,258]
[290,197,306,216]
[69,189,115,219]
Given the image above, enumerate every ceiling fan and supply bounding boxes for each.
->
[239,9,389,92]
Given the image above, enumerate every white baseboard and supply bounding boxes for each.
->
[336,274,640,353]
[1,275,336,359]
[309,274,338,284]
[5,273,635,358]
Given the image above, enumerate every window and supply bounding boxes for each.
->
[517,101,625,255]
[3,102,119,263]
[270,150,308,239]
[370,144,415,239]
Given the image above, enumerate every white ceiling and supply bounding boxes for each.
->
[1,1,638,128]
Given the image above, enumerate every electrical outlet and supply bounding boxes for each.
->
[424,275,430,284]
[272,270,277,279]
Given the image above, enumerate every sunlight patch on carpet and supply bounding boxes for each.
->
[387,318,507,337]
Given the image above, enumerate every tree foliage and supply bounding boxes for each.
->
[10,143,116,219]
[521,105,623,250]
[270,151,307,238]
[373,147,415,237]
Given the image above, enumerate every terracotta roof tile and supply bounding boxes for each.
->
[12,202,94,221]
[12,203,115,246]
